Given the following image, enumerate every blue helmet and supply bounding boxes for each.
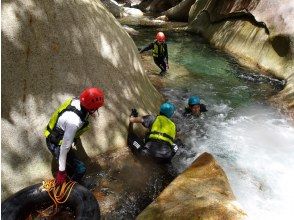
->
[188,96,200,106]
[160,102,175,118]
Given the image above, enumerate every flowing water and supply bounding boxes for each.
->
[134,27,294,220]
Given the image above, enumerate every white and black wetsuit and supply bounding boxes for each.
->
[46,99,88,182]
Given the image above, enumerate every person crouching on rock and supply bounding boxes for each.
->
[139,31,169,76]
[128,102,178,164]
[44,87,104,186]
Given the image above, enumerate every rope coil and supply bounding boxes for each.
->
[38,179,76,217]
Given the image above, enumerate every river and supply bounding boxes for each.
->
[133,27,294,220]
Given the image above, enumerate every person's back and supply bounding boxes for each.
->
[128,102,177,163]
[44,88,104,186]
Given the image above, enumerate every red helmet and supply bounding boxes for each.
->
[80,87,104,112]
[156,32,166,43]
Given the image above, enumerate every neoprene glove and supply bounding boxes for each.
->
[131,108,138,117]
[55,170,67,186]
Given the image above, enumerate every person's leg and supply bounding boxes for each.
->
[153,57,165,73]
[160,59,167,72]
[46,138,86,182]
[127,123,145,154]
[46,138,60,161]
[66,150,86,183]
[144,141,173,163]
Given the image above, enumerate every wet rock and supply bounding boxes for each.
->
[89,148,176,218]
[123,25,140,35]
[187,0,294,119]
[163,0,196,22]
[137,152,247,220]
[101,0,144,18]
[1,0,163,200]
[123,7,144,17]
[101,0,124,18]
[137,0,175,13]
[155,15,169,21]
[119,15,167,26]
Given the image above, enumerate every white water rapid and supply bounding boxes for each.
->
[174,103,294,220]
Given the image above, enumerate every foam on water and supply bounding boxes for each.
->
[134,27,291,219]
[176,104,294,220]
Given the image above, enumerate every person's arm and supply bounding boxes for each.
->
[129,114,155,129]
[139,43,154,53]
[55,123,78,186]
[59,124,78,171]
[130,116,143,124]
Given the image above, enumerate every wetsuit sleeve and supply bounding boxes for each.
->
[59,124,79,171]
[182,107,190,116]
[200,104,207,112]
[140,43,154,53]
[142,115,156,129]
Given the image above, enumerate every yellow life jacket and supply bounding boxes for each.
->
[44,98,89,145]
[148,115,176,145]
[152,42,165,58]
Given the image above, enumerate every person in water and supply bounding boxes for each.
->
[183,96,207,117]
[44,87,104,186]
[139,31,169,76]
[128,102,178,164]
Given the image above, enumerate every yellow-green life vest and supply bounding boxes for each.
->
[44,98,89,145]
[148,115,176,145]
[152,43,165,58]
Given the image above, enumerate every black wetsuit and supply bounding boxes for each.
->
[140,41,168,73]
[127,115,176,164]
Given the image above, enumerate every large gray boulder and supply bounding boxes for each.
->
[163,0,196,21]
[188,0,294,116]
[137,0,179,13]
[1,0,162,200]
[101,0,144,18]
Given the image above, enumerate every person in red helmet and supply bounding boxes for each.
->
[140,31,169,76]
[44,87,104,186]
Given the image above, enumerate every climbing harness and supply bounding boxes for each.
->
[37,179,76,217]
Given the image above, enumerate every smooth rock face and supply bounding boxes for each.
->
[101,0,144,18]
[100,0,124,17]
[1,0,162,200]
[164,0,196,22]
[123,7,144,17]
[188,0,294,116]
[137,152,246,220]
[137,0,175,13]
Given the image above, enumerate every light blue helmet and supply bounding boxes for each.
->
[188,96,200,106]
[159,102,175,118]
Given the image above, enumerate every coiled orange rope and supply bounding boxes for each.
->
[38,179,76,217]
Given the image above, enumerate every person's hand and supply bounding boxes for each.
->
[130,108,138,117]
[55,170,67,186]
[166,63,169,69]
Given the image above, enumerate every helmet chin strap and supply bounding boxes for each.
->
[89,109,99,117]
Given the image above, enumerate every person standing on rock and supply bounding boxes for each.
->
[44,87,104,186]
[183,96,207,117]
[139,32,169,76]
[127,102,179,164]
